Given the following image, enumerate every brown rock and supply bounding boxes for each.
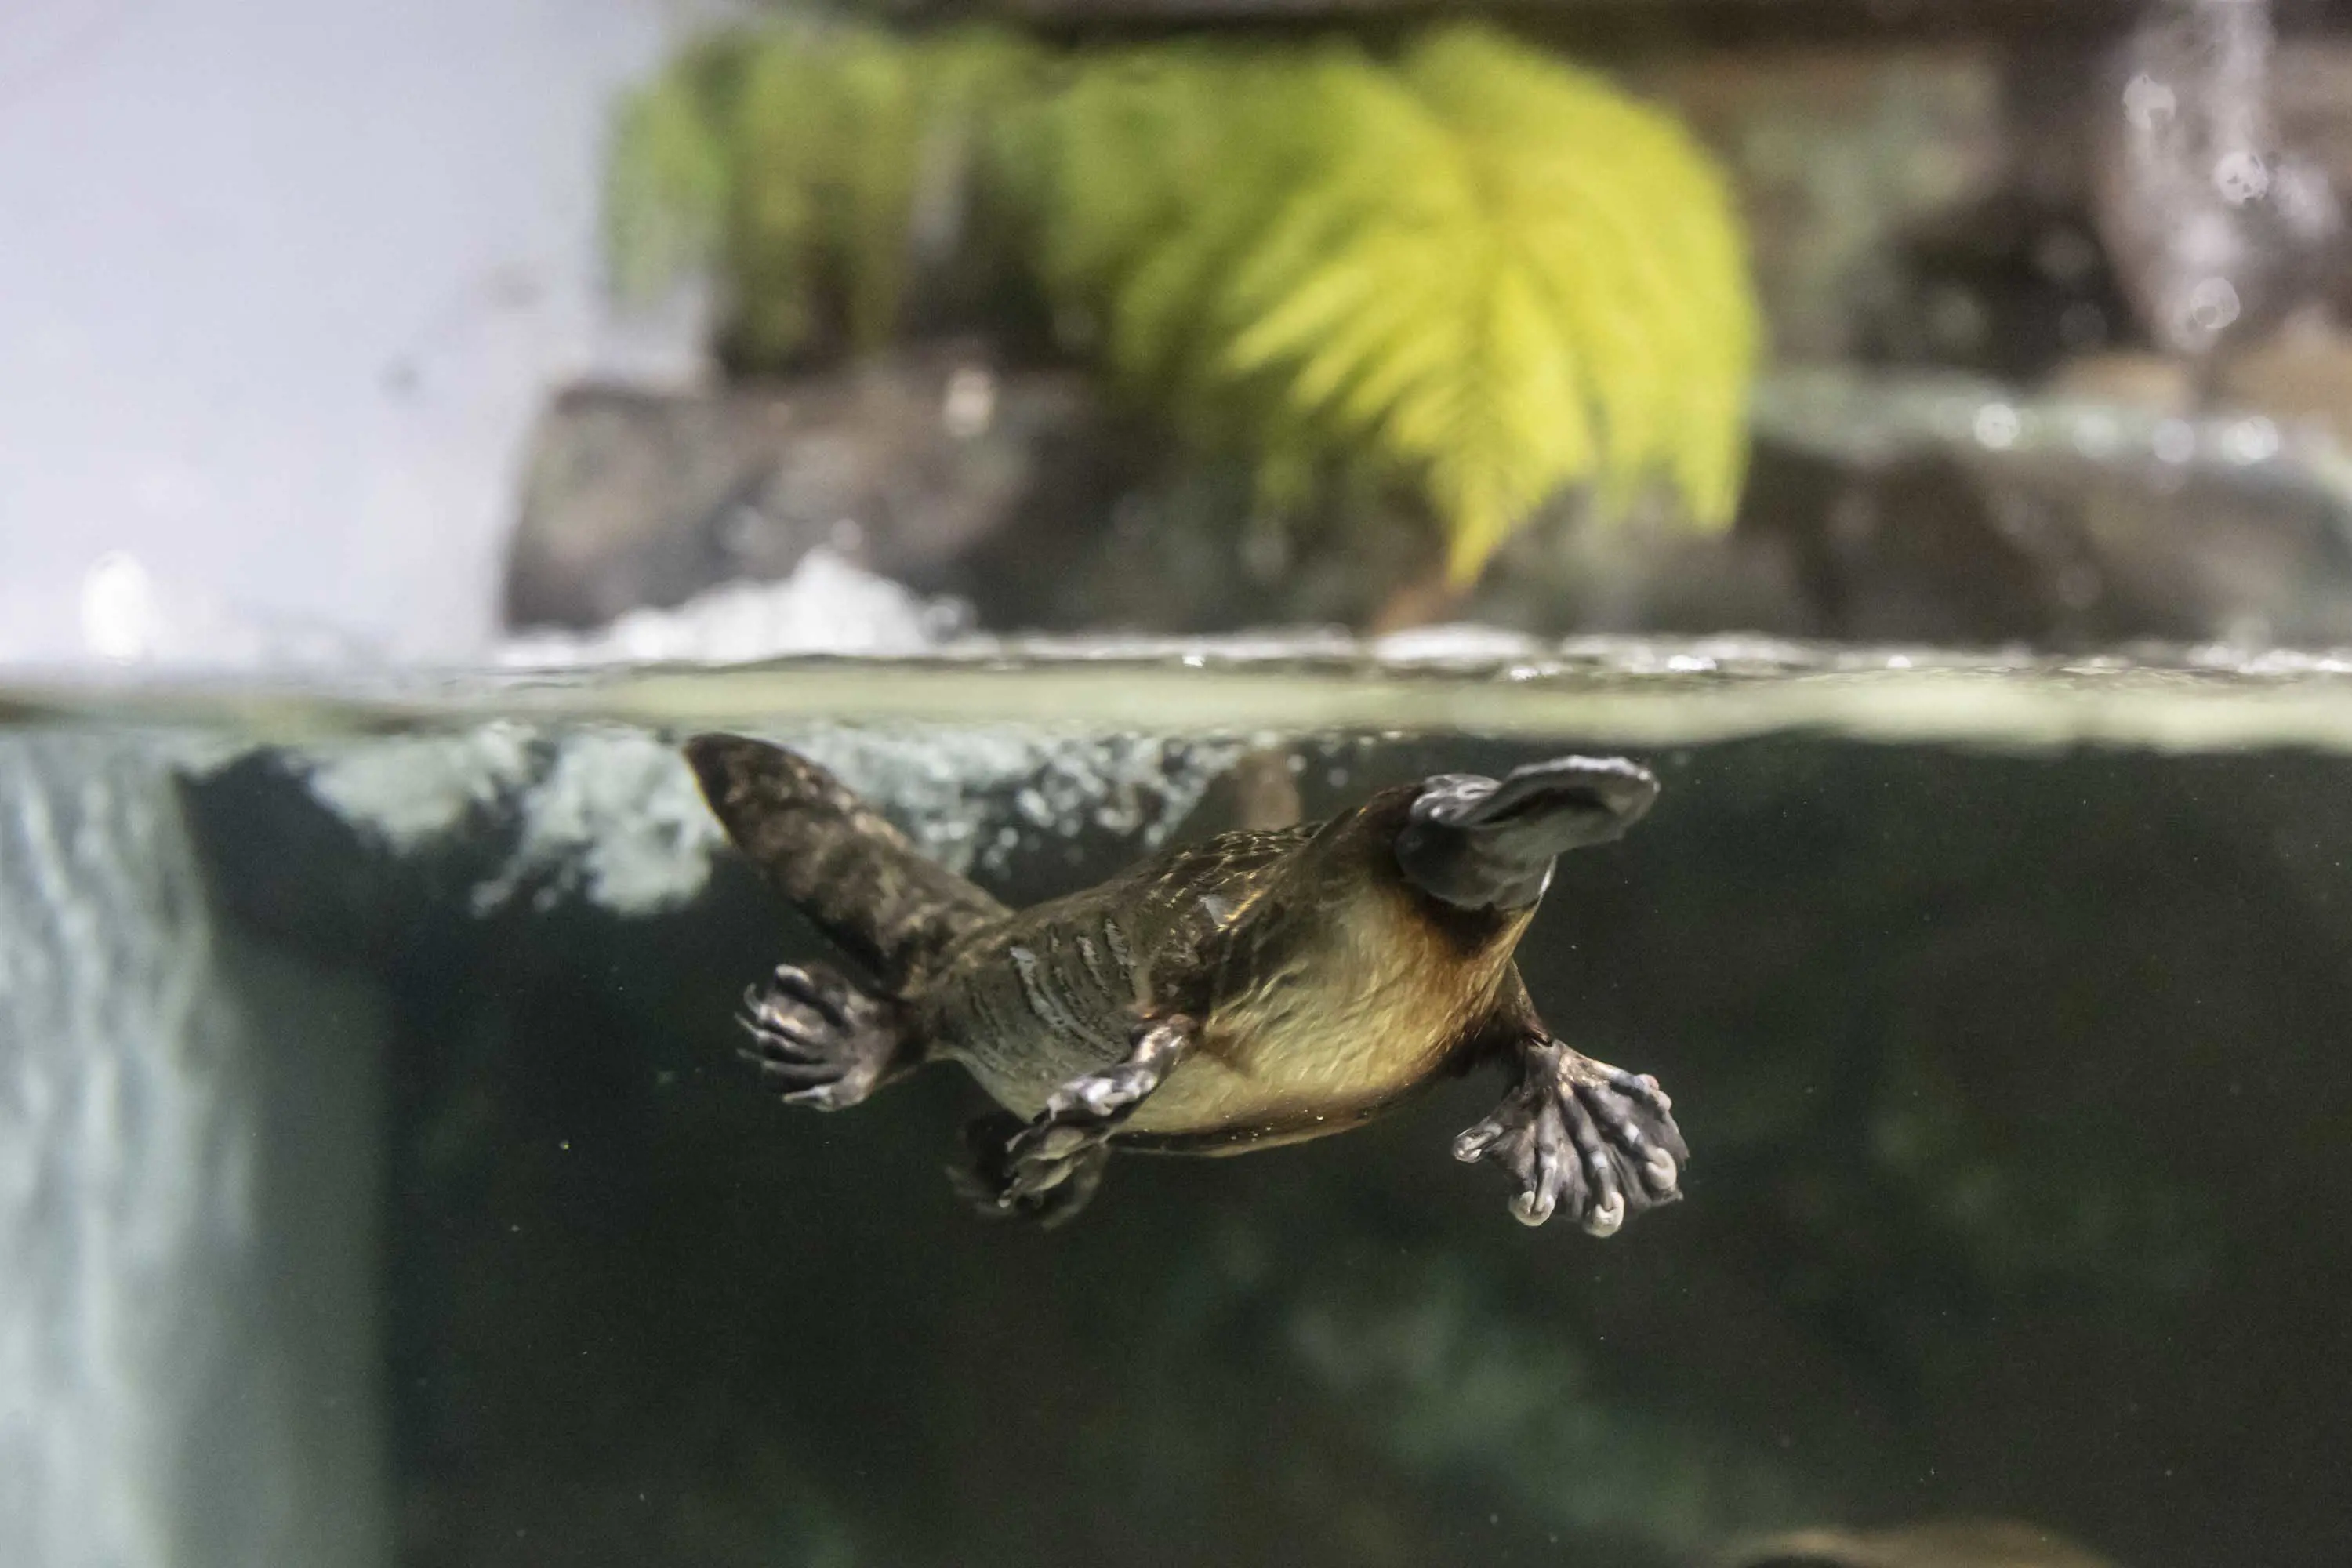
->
[2043,351,2194,416]
[1722,1519,2117,1568]
[499,356,2352,649]
[502,346,1116,630]
[2215,315,2352,448]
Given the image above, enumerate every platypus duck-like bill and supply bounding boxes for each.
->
[684,734,1687,1234]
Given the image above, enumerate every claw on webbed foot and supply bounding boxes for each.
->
[979,1014,1195,1223]
[951,1113,1110,1229]
[1456,1036,1686,1236]
[735,960,902,1112]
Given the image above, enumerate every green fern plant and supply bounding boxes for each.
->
[608,24,1757,585]
[608,24,1039,364]
[1015,47,1338,507]
[1030,30,1755,583]
[605,34,739,303]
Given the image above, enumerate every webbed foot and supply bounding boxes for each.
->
[953,1014,1196,1223]
[1000,1014,1194,1202]
[736,962,906,1110]
[949,1112,1109,1229]
[1454,1036,1686,1236]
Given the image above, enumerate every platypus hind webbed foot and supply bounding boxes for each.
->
[1454,1036,1686,1236]
[736,962,906,1110]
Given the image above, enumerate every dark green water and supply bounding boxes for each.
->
[6,640,2350,1568]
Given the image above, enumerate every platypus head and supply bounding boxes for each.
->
[1394,756,1659,911]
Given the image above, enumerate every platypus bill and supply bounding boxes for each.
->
[685,735,1688,1234]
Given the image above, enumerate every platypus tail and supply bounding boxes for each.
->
[685,734,1007,994]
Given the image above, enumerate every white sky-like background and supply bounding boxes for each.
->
[0,0,706,664]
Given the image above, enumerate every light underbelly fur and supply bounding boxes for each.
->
[1123,899,1511,1137]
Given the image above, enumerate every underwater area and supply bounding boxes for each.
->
[5,641,2350,1568]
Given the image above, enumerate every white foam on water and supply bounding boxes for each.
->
[495,550,971,668]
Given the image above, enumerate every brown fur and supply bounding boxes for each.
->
[695,742,1543,1151]
[695,737,1685,1235]
[1102,788,1535,1150]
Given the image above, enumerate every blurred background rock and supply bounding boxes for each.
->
[497,0,2352,652]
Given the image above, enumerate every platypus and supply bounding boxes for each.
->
[685,735,1687,1232]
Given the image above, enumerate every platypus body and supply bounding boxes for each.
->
[686,735,1686,1232]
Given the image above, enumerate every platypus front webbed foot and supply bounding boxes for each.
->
[957,1014,1197,1224]
[949,1112,1110,1229]
[736,961,909,1110]
[1454,1036,1686,1235]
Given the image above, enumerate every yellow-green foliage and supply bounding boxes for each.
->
[606,38,734,302]
[608,24,1038,361]
[610,24,1757,584]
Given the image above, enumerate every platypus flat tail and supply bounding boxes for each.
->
[685,735,1007,993]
